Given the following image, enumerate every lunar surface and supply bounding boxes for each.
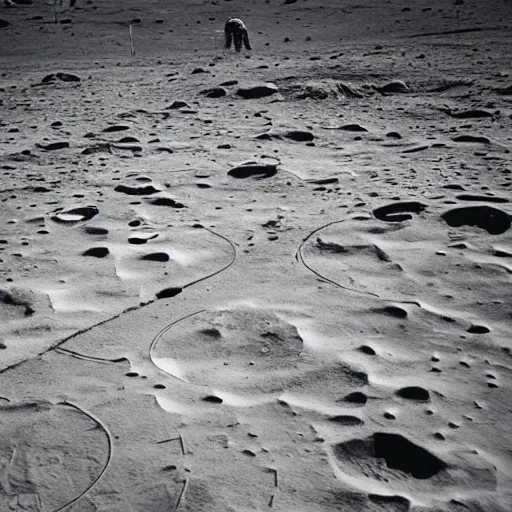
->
[1,0,511,510]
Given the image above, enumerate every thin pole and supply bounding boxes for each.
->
[129,23,135,56]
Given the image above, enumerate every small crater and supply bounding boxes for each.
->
[375,306,408,319]
[455,194,509,204]
[103,125,130,133]
[452,135,490,144]
[343,391,368,405]
[115,184,160,196]
[368,494,410,512]
[140,252,170,262]
[155,287,183,299]
[203,395,223,404]
[396,386,430,402]
[82,247,109,258]
[339,123,368,132]
[149,197,186,208]
[467,324,490,334]
[84,226,109,235]
[236,83,278,99]
[328,415,364,426]
[228,164,277,179]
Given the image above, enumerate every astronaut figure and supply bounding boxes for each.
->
[224,18,251,52]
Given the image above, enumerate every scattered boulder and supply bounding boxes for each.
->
[0,19,10,29]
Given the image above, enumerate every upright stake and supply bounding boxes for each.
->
[129,22,135,56]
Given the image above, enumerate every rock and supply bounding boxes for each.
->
[149,197,186,208]
[37,142,70,151]
[452,135,490,144]
[81,143,112,155]
[339,124,368,132]
[494,84,512,95]
[375,80,409,94]
[219,80,238,86]
[237,83,279,99]
[166,100,189,109]
[115,184,160,195]
[52,206,99,224]
[255,130,314,142]
[0,20,10,29]
[201,87,227,98]
[284,130,314,142]
[103,125,130,133]
[446,109,493,119]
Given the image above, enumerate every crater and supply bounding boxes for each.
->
[442,206,510,235]
[333,432,447,480]
[373,202,426,222]
[0,401,110,510]
[150,308,304,391]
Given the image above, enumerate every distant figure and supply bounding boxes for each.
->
[224,18,251,52]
